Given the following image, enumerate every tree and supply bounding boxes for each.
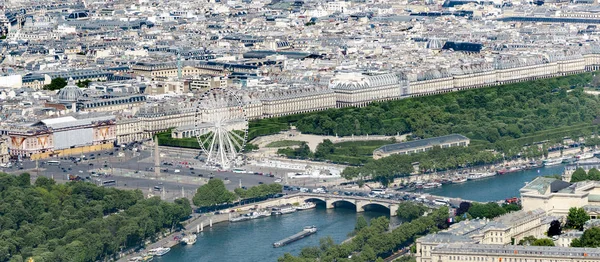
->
[575,227,600,247]
[518,236,538,246]
[192,179,237,207]
[396,202,427,222]
[467,202,507,219]
[548,220,562,237]
[588,168,600,180]
[566,207,590,230]
[456,202,471,216]
[355,216,368,232]
[43,77,68,91]
[315,139,335,159]
[532,238,555,246]
[570,168,588,183]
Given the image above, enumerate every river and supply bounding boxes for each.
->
[158,207,397,262]
[158,165,565,261]
[422,165,566,202]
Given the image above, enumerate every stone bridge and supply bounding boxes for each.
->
[230,193,402,217]
[289,193,400,217]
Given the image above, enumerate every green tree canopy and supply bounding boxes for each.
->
[396,202,428,222]
[572,227,600,247]
[43,77,68,91]
[532,238,555,246]
[566,207,590,230]
[192,179,237,207]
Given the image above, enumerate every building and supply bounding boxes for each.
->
[7,115,116,159]
[428,243,600,262]
[330,72,410,107]
[259,86,336,117]
[0,137,9,163]
[520,176,600,217]
[373,134,470,159]
[416,209,547,262]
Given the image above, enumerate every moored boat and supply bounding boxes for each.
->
[181,234,197,245]
[543,158,563,166]
[272,205,297,215]
[148,247,170,256]
[452,177,468,183]
[297,202,316,210]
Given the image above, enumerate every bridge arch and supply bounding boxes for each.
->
[304,198,327,207]
[330,199,357,210]
[360,203,391,214]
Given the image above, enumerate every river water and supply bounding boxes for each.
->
[158,207,396,262]
[422,165,565,202]
[158,165,565,262]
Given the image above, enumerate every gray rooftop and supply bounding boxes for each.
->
[375,134,469,153]
[434,243,600,258]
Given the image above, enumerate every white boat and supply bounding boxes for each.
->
[422,182,442,189]
[543,158,563,166]
[181,234,197,245]
[149,247,170,256]
[272,205,297,215]
[452,177,468,183]
[467,172,495,180]
[230,211,271,222]
[296,202,316,210]
[577,153,594,160]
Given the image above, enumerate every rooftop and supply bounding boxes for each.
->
[374,134,469,153]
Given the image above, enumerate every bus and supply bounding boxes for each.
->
[371,189,386,195]
[232,168,246,173]
[47,160,61,166]
[101,180,116,187]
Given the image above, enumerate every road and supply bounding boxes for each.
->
[1,147,282,201]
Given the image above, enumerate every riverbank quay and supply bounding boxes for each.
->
[117,213,229,262]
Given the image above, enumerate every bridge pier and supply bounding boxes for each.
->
[325,200,335,209]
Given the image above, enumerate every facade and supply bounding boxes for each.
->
[520,177,600,217]
[330,72,410,107]
[259,86,336,117]
[373,134,470,159]
[0,137,9,163]
[429,244,600,262]
[115,118,147,145]
[416,209,547,262]
[7,115,116,159]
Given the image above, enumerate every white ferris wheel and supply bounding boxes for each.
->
[194,88,248,170]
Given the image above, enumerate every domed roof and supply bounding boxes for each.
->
[57,78,84,102]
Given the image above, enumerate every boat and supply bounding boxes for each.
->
[576,153,594,160]
[148,247,170,256]
[452,176,468,183]
[296,202,316,210]
[273,226,317,248]
[272,205,297,215]
[543,158,563,166]
[497,166,522,175]
[467,172,495,181]
[230,211,271,222]
[422,182,442,189]
[181,234,197,245]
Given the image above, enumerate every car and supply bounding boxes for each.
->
[89,163,93,166]
[189,167,194,170]
[258,182,264,185]
[67,167,72,170]
[154,186,162,191]
[191,171,195,174]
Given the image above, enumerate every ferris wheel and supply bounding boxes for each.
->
[194,88,248,170]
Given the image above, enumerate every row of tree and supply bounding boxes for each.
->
[570,168,600,183]
[341,146,500,186]
[455,202,521,220]
[278,206,449,262]
[192,179,282,208]
[0,173,192,262]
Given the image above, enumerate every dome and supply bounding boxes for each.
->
[57,78,84,102]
